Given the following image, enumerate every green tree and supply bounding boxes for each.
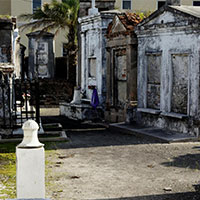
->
[20,0,80,67]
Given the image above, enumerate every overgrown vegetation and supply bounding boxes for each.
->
[134,10,152,20]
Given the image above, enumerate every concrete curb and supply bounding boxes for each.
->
[0,131,68,143]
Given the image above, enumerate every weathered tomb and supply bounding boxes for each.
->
[135,4,200,136]
[60,8,119,120]
[0,18,15,126]
[105,13,142,122]
[27,31,54,79]
[0,18,14,63]
[79,11,119,104]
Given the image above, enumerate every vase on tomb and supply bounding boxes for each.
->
[71,87,81,104]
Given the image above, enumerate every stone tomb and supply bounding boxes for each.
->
[0,19,14,63]
[135,5,200,136]
[60,10,119,120]
[105,13,142,122]
[27,31,54,79]
[78,11,118,104]
[0,19,15,126]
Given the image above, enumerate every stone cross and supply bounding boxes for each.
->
[88,0,99,15]
[92,0,95,8]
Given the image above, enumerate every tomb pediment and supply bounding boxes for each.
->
[107,13,143,38]
[111,16,127,33]
[137,5,200,29]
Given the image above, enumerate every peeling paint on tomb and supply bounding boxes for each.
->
[135,5,200,136]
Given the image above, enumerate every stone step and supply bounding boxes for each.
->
[109,122,198,143]
[7,199,51,200]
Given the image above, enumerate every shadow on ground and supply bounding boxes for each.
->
[90,192,200,200]
[41,115,105,129]
[41,115,158,150]
[55,130,158,150]
[161,153,200,170]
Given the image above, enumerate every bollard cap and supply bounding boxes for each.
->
[18,120,44,148]
[22,120,39,130]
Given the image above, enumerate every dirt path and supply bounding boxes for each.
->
[45,130,200,200]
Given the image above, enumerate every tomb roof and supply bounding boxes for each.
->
[107,13,143,38]
[137,5,200,28]
[171,5,200,18]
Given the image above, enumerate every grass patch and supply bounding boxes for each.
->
[0,143,17,198]
[0,142,18,153]
[0,152,16,199]
[0,142,67,200]
[0,141,64,199]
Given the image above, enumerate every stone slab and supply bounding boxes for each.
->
[137,108,161,115]
[0,131,68,143]
[7,199,51,200]
[109,122,198,143]
[60,102,103,121]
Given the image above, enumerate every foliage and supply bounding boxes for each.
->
[19,0,79,67]
[0,152,16,199]
[134,10,152,20]
[20,0,79,36]
[0,15,11,19]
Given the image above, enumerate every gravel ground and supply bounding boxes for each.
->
[45,130,200,200]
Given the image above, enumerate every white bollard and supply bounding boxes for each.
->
[16,120,45,199]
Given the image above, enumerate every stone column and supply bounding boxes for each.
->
[16,120,45,199]
[81,32,86,93]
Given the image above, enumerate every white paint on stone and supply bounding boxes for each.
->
[16,148,45,199]
[18,120,44,148]
[71,89,81,104]
[60,102,102,120]
[135,5,200,136]
[78,12,116,104]
[88,0,99,15]
[16,120,45,199]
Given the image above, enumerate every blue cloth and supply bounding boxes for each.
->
[91,88,99,109]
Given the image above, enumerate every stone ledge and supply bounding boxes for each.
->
[137,108,161,115]
[109,122,198,143]
[7,199,51,200]
[0,131,68,143]
[161,112,188,119]
[60,102,102,109]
